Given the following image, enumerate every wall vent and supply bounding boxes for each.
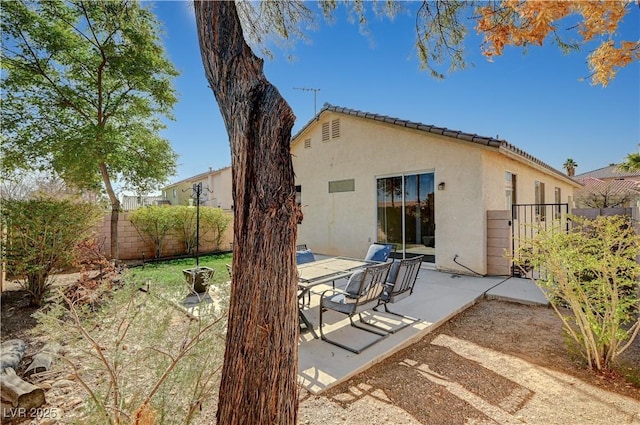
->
[304,138,311,149]
[331,118,340,139]
[322,122,330,141]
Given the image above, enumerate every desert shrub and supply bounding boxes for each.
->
[0,197,103,306]
[515,214,640,371]
[129,206,175,258]
[64,237,122,307]
[199,207,232,251]
[171,206,232,255]
[171,205,199,255]
[36,275,230,425]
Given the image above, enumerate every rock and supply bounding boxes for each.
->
[52,379,74,388]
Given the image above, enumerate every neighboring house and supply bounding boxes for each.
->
[120,195,166,211]
[291,104,581,276]
[573,165,640,208]
[161,166,233,210]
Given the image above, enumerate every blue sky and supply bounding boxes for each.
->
[149,1,639,184]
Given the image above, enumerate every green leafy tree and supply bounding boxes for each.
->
[1,0,179,260]
[514,215,640,371]
[1,197,103,306]
[129,206,175,259]
[193,2,638,423]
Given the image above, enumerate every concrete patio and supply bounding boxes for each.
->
[298,265,548,394]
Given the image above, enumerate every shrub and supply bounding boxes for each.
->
[36,275,229,425]
[171,206,232,255]
[199,207,232,251]
[129,206,175,258]
[515,214,640,371]
[171,205,199,255]
[1,197,103,306]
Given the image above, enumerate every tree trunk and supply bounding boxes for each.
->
[100,162,120,260]
[1,368,46,410]
[194,2,300,425]
[0,340,46,411]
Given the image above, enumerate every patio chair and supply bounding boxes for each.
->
[296,247,316,306]
[364,243,393,262]
[374,255,423,332]
[296,248,316,264]
[319,261,392,353]
[296,244,308,251]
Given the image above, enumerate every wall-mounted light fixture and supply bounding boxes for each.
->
[437,182,446,191]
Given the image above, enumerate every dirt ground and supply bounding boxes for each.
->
[300,300,640,425]
[1,275,639,424]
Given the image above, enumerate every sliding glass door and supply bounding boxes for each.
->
[376,173,435,262]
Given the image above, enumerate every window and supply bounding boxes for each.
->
[554,187,562,219]
[328,179,355,193]
[505,172,517,210]
[172,188,177,198]
[295,185,302,205]
[535,181,546,220]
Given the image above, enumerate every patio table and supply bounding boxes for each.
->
[297,257,374,338]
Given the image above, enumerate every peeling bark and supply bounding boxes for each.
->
[194,1,300,424]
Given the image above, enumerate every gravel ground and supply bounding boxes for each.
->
[2,275,639,425]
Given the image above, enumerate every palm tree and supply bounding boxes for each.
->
[618,152,640,172]
[563,158,578,176]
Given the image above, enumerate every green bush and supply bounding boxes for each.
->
[198,207,232,251]
[130,206,232,258]
[171,206,199,255]
[129,206,175,258]
[1,197,103,306]
[515,214,640,371]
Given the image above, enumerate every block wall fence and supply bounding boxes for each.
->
[96,212,234,261]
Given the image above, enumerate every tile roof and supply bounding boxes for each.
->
[164,166,231,188]
[293,103,575,184]
[574,164,640,179]
[575,177,640,197]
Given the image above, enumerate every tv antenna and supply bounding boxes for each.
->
[293,87,320,116]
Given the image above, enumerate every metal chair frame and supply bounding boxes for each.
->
[374,255,423,332]
[319,262,392,353]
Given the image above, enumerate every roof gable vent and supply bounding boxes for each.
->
[322,122,330,141]
[331,118,340,139]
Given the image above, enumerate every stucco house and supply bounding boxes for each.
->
[291,104,581,276]
[162,166,233,210]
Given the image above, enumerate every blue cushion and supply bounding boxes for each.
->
[386,260,401,284]
[296,249,315,264]
[364,244,392,262]
[344,270,365,296]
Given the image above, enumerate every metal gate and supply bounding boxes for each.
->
[511,203,569,277]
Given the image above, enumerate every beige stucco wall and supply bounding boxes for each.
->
[292,111,579,275]
[293,112,490,273]
[164,167,233,210]
[210,167,233,210]
[481,151,576,208]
